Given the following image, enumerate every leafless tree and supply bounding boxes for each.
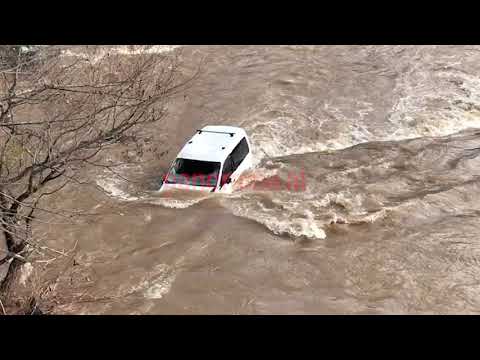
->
[0,45,198,311]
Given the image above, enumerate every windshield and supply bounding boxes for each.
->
[165,158,220,187]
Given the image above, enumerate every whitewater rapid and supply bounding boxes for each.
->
[43,45,480,314]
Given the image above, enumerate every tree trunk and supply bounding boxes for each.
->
[0,231,8,288]
[0,258,22,300]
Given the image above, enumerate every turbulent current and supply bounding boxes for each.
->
[30,46,480,314]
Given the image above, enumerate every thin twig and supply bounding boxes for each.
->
[0,298,6,315]
[0,248,27,263]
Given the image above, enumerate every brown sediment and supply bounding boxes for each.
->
[14,45,480,314]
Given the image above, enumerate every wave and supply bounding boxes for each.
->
[146,193,212,209]
[95,45,480,241]
[96,177,139,202]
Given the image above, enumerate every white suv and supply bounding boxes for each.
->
[160,125,253,193]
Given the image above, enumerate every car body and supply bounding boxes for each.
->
[159,125,253,193]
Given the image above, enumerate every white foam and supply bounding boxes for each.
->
[149,196,210,209]
[384,59,480,142]
[244,51,480,162]
[263,216,327,240]
[317,191,366,214]
[96,178,139,202]
[223,187,379,240]
[224,195,327,240]
[143,264,176,300]
[357,208,389,223]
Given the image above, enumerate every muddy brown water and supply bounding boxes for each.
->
[20,45,480,314]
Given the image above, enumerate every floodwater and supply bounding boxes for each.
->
[28,46,480,314]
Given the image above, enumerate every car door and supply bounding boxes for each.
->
[231,137,250,177]
[219,154,234,192]
[219,137,250,192]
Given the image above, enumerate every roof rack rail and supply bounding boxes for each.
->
[197,129,234,137]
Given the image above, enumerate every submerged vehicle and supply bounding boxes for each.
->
[160,125,253,193]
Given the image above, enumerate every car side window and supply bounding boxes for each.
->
[231,138,249,172]
[221,155,234,185]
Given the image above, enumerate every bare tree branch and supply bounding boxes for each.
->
[0,298,6,315]
[0,45,199,307]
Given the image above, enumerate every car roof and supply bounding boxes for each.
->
[177,125,248,162]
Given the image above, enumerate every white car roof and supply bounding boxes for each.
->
[177,125,248,163]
